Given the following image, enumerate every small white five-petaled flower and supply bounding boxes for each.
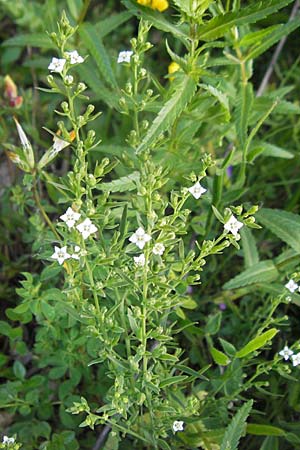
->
[129,227,151,250]
[117,50,133,63]
[76,218,97,240]
[51,246,71,265]
[60,207,81,229]
[71,245,81,260]
[65,50,84,64]
[173,420,184,433]
[188,181,207,199]
[279,345,293,361]
[291,352,300,367]
[224,214,243,238]
[153,243,165,256]
[48,57,66,73]
[285,279,298,293]
[134,254,146,267]
[2,436,15,444]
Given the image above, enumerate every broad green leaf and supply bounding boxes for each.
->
[240,227,259,269]
[2,33,54,49]
[223,260,278,290]
[238,25,279,47]
[247,424,285,436]
[205,312,222,335]
[220,400,253,450]
[79,24,117,89]
[256,208,300,253]
[159,375,188,388]
[95,12,132,38]
[235,82,253,148]
[122,0,189,41]
[244,16,300,61]
[197,0,294,41]
[137,75,197,154]
[236,328,278,358]
[210,347,231,365]
[99,172,140,192]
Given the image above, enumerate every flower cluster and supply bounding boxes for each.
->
[51,207,97,265]
[279,345,300,367]
[48,50,84,73]
[129,228,166,267]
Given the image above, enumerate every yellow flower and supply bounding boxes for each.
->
[137,0,168,12]
[168,62,180,81]
[151,0,169,11]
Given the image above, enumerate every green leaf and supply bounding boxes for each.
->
[244,16,300,61]
[197,0,294,41]
[236,328,278,358]
[95,11,132,38]
[247,424,285,436]
[199,83,230,120]
[235,82,253,148]
[210,347,231,365]
[159,375,188,388]
[248,142,294,161]
[240,227,259,269]
[79,24,117,89]
[122,0,188,41]
[219,338,237,358]
[223,260,278,290]
[40,264,62,281]
[2,33,54,49]
[137,75,197,154]
[256,208,300,253]
[99,171,140,192]
[205,312,222,335]
[220,400,253,450]
[13,360,26,380]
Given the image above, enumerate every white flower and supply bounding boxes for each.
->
[53,135,70,153]
[291,352,300,367]
[65,50,84,64]
[76,218,97,239]
[2,436,15,444]
[60,207,81,229]
[51,246,71,265]
[153,243,165,256]
[188,181,207,199]
[134,254,146,267]
[224,214,243,238]
[117,50,133,63]
[129,227,151,250]
[71,245,81,260]
[64,75,74,85]
[173,420,184,432]
[279,345,293,361]
[285,279,298,293]
[48,57,66,73]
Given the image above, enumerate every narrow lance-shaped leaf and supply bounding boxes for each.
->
[240,227,259,269]
[235,82,253,149]
[236,328,278,358]
[223,260,278,290]
[256,208,300,254]
[136,75,197,154]
[197,0,294,41]
[220,400,253,450]
[210,347,231,366]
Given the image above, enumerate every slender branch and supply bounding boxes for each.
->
[256,0,300,97]
[92,425,111,450]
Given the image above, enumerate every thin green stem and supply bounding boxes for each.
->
[32,182,60,239]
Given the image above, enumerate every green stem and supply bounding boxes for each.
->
[32,182,60,239]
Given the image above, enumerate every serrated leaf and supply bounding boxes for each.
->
[245,16,300,61]
[235,82,253,148]
[79,23,117,89]
[256,208,300,253]
[136,75,197,154]
[99,172,140,192]
[240,227,259,269]
[122,0,189,41]
[223,260,278,290]
[247,424,285,436]
[210,347,231,365]
[2,33,54,49]
[236,328,278,358]
[197,0,294,41]
[199,83,230,120]
[220,400,253,450]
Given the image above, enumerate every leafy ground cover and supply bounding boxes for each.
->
[1,1,300,449]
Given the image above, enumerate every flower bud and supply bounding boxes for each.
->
[61,101,69,112]
[125,82,133,95]
[77,82,87,92]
